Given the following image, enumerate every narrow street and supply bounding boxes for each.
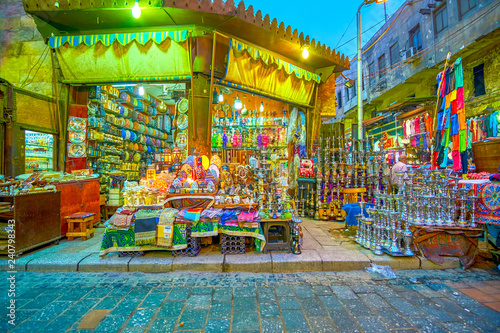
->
[1,269,499,333]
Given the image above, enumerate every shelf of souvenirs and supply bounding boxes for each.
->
[212,123,287,129]
[90,94,161,122]
[109,120,170,141]
[212,145,288,150]
[26,143,52,149]
[102,108,170,139]
[25,153,53,159]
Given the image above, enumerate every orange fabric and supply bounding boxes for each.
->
[452,134,460,151]
[458,108,466,131]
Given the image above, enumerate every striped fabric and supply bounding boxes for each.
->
[230,39,321,83]
[49,30,189,49]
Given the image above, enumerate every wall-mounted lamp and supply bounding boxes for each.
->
[132,0,141,19]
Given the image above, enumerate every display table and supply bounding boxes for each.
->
[410,225,482,269]
[0,192,62,256]
[260,218,291,253]
[55,178,100,234]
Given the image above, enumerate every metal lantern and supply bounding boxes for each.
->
[161,148,172,165]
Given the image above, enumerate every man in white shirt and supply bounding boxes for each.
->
[391,155,409,192]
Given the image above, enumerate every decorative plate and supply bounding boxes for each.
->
[177,98,189,114]
[210,155,222,169]
[287,107,298,144]
[208,164,220,180]
[69,117,86,132]
[68,143,86,158]
[205,168,217,183]
[69,131,85,144]
[177,114,188,130]
[183,155,195,168]
[201,155,210,170]
[190,181,198,193]
[164,115,171,132]
[480,183,500,211]
[175,132,188,147]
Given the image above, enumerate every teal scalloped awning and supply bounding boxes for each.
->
[49,30,189,48]
[231,39,321,84]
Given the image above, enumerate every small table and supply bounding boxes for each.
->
[260,219,291,253]
[66,212,96,241]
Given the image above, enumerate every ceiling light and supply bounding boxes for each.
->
[218,93,224,103]
[234,96,242,110]
[132,0,141,19]
[302,47,309,59]
[260,102,264,112]
[138,86,145,96]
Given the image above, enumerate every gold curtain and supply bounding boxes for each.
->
[55,39,191,83]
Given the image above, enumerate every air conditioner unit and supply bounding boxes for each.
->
[401,47,416,62]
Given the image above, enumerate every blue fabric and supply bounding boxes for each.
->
[451,114,459,135]
[341,203,375,226]
[490,111,498,137]
[437,111,444,131]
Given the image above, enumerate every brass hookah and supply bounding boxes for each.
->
[321,137,330,221]
[314,137,322,220]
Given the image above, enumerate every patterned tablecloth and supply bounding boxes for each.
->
[477,181,500,225]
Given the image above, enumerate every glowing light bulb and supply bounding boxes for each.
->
[260,102,264,112]
[138,86,144,96]
[234,96,242,110]
[132,1,141,19]
[302,47,309,59]
[218,93,224,103]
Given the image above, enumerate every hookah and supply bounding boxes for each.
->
[299,184,306,218]
[457,187,469,227]
[388,211,403,255]
[469,193,478,228]
[373,209,384,256]
[356,201,367,243]
[290,215,302,254]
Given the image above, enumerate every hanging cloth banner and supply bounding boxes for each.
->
[48,30,191,84]
[224,39,319,106]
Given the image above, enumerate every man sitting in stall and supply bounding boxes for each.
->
[390,154,409,194]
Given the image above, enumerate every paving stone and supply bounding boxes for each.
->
[261,318,284,333]
[178,309,208,330]
[329,286,357,299]
[442,322,477,333]
[318,296,343,310]
[84,287,110,299]
[11,320,49,333]
[469,306,500,327]
[108,286,133,297]
[209,301,231,319]
[191,287,214,295]
[372,285,401,298]
[185,294,211,310]
[278,296,302,310]
[22,294,61,309]
[328,309,360,331]
[167,288,191,301]
[157,301,184,317]
[407,317,447,333]
[300,298,328,317]
[312,286,333,296]
[259,302,280,319]
[355,316,388,333]
[146,317,176,332]
[294,286,315,298]
[126,287,152,300]
[30,301,73,321]
[127,308,157,327]
[111,299,141,316]
[205,318,230,333]
[233,297,257,312]
[94,297,122,310]
[275,286,295,297]
[282,310,309,330]
[141,293,166,308]
[231,311,259,330]
[257,287,276,302]
[340,299,373,316]
[213,287,233,301]
[374,308,412,329]
[358,293,390,308]
[94,315,128,333]
[234,286,256,297]
[385,297,424,316]
[118,328,144,333]
[416,301,459,323]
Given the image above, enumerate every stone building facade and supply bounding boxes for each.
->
[334,0,500,133]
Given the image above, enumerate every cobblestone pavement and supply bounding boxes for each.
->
[1,269,499,333]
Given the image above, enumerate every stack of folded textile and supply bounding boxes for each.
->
[237,210,260,229]
[176,208,204,224]
[200,208,223,223]
[134,209,160,245]
[107,208,136,230]
[220,209,239,227]
[156,208,179,247]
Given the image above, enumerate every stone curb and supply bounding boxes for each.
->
[2,251,461,273]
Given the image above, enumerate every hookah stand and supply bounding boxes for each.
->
[290,215,302,254]
[469,194,478,228]
[457,188,469,227]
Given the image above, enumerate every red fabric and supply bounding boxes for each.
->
[414,116,420,134]
[452,150,462,172]
[456,87,465,109]
[451,100,457,115]
[67,212,95,219]
[432,151,439,169]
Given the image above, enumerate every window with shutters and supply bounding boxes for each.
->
[434,3,448,35]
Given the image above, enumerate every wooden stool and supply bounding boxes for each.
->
[104,205,120,221]
[66,212,95,241]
